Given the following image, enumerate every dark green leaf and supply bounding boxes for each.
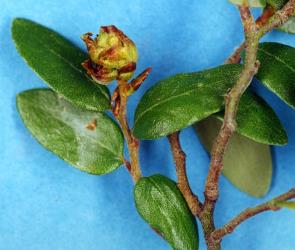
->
[133,64,287,145]
[229,0,266,7]
[256,42,295,108]
[12,18,110,111]
[278,16,295,34]
[276,201,295,210]
[134,175,199,250]
[133,64,242,140]
[195,116,272,197]
[17,89,123,175]
[215,93,287,145]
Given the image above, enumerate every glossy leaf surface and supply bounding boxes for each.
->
[17,89,123,175]
[134,64,242,139]
[256,42,295,108]
[214,93,287,145]
[134,175,199,250]
[12,18,110,111]
[134,64,287,145]
[195,116,272,197]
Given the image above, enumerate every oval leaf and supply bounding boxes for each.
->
[12,18,110,111]
[17,89,123,175]
[256,42,295,108]
[134,175,199,250]
[276,201,295,210]
[195,116,272,197]
[215,92,287,145]
[133,64,243,139]
[133,64,287,145]
[229,0,266,7]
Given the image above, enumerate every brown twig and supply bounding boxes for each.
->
[201,1,295,249]
[168,132,203,216]
[114,79,142,182]
[205,3,258,213]
[201,6,260,250]
[211,188,295,241]
[258,0,295,37]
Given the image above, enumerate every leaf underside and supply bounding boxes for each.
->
[12,18,110,111]
[195,116,272,197]
[134,175,199,250]
[17,89,123,175]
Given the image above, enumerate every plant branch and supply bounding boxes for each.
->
[168,132,203,216]
[204,3,258,213]
[258,0,295,37]
[226,0,295,64]
[200,1,295,248]
[211,188,295,241]
[200,6,259,249]
[114,79,142,182]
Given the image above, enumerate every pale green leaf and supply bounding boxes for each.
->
[17,89,123,175]
[195,116,272,197]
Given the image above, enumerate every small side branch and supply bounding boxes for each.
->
[226,0,295,64]
[168,132,202,216]
[211,188,295,241]
[258,0,295,37]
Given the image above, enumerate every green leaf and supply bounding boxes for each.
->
[195,116,272,197]
[228,0,266,7]
[278,16,295,34]
[17,89,123,175]
[133,64,243,140]
[276,201,295,210]
[256,42,295,108]
[134,175,199,250]
[215,93,287,145]
[266,0,287,9]
[133,64,287,145]
[12,18,110,111]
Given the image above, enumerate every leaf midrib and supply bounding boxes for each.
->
[13,23,109,101]
[41,41,110,100]
[134,79,225,127]
[258,47,295,74]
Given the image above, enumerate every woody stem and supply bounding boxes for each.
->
[116,79,142,182]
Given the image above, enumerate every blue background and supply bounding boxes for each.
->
[1,0,295,249]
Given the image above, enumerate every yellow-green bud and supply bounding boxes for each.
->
[82,25,138,85]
